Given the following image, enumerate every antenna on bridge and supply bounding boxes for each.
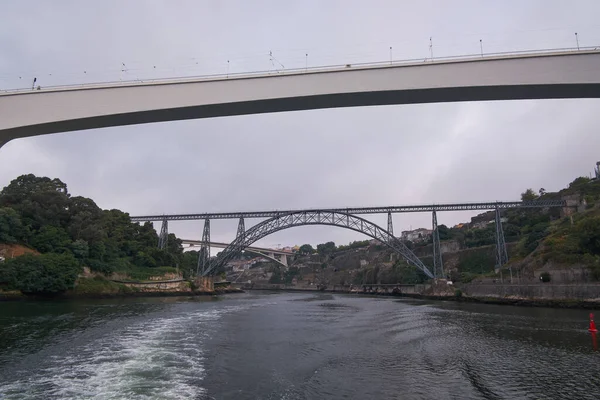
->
[305,53,308,71]
[429,37,434,61]
[575,32,580,50]
[480,39,484,57]
[389,46,393,64]
[269,51,285,72]
[120,63,128,81]
[31,77,37,90]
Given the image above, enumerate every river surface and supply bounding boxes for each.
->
[0,292,599,399]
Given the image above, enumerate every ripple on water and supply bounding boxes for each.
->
[0,307,238,400]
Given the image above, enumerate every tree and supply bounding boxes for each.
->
[299,244,315,255]
[574,216,600,255]
[30,225,71,254]
[569,177,591,189]
[437,224,451,241]
[0,207,28,243]
[0,174,234,279]
[0,174,70,230]
[521,188,539,201]
[133,251,157,268]
[317,241,336,255]
[70,239,89,260]
[6,253,82,294]
[539,188,546,196]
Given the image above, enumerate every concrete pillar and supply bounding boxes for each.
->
[281,255,288,267]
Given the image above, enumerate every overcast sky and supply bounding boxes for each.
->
[1,0,600,248]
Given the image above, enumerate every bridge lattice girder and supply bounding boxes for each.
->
[202,210,434,279]
[131,200,566,222]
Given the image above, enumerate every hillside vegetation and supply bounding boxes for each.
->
[265,176,600,286]
[0,174,197,295]
[3,173,600,294]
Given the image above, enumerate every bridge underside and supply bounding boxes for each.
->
[3,83,600,147]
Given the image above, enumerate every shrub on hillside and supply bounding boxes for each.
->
[86,259,116,275]
[4,253,81,294]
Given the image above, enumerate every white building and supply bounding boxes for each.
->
[401,228,433,242]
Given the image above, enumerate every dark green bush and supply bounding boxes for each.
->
[6,253,81,294]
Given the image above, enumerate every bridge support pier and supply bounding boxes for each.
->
[158,219,168,249]
[193,275,214,292]
[432,210,444,279]
[236,217,245,240]
[279,254,288,267]
[196,218,211,275]
[387,212,394,238]
[494,206,509,273]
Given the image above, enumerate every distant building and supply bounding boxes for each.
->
[471,221,488,230]
[228,257,263,272]
[401,228,433,242]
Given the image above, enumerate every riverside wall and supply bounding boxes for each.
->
[460,283,600,302]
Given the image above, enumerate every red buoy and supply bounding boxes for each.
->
[589,313,598,333]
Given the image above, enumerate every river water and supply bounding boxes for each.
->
[0,292,598,399]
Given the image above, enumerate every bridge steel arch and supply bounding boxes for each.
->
[202,210,434,279]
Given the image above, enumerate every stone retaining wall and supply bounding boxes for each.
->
[461,283,600,301]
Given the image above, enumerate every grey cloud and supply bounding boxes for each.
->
[1,0,600,247]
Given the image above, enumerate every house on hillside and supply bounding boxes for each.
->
[401,228,433,243]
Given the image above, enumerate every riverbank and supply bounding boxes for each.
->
[0,288,243,301]
[241,286,600,309]
[0,276,243,301]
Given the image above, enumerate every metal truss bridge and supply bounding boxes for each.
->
[130,200,564,222]
[136,200,566,279]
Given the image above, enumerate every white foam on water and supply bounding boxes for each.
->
[0,306,245,399]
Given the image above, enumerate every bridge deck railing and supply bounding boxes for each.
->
[130,200,567,222]
[2,46,598,95]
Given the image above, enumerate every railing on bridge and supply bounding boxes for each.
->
[2,46,598,95]
[130,200,566,222]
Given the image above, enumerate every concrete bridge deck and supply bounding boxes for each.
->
[2,48,600,148]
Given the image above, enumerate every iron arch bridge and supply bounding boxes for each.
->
[202,210,434,279]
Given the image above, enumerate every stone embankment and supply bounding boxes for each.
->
[458,283,600,307]
[238,280,600,308]
[0,275,243,300]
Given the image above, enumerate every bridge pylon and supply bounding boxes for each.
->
[494,206,509,272]
[196,218,211,276]
[236,217,245,241]
[158,219,168,250]
[432,210,444,279]
[387,212,394,237]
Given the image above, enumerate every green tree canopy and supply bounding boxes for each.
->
[4,253,82,294]
[575,216,600,255]
[0,174,71,230]
[0,174,184,277]
[317,241,336,255]
[299,244,315,255]
[0,207,28,243]
[521,188,539,201]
